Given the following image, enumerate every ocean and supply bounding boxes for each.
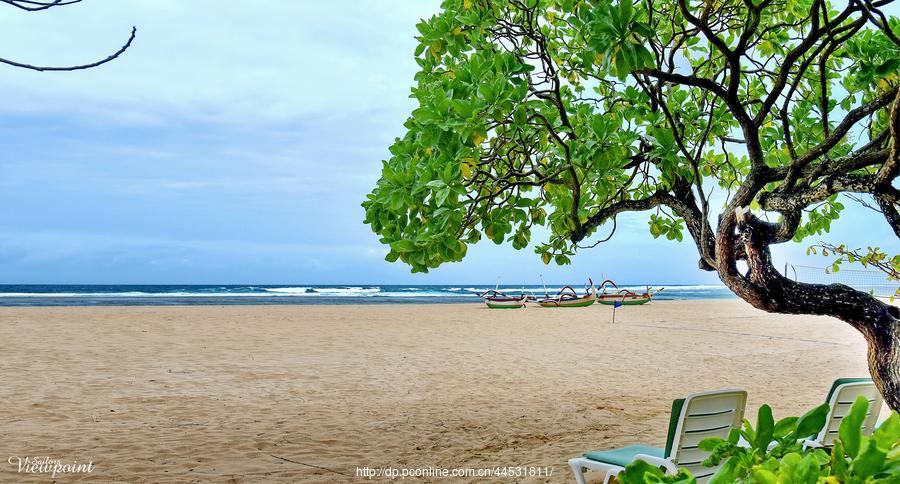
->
[0,284,736,306]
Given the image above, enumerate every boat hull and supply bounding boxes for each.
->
[484,298,527,309]
[597,296,652,305]
[485,303,526,309]
[538,296,596,308]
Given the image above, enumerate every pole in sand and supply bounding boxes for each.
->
[612,300,622,323]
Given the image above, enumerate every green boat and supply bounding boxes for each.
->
[596,293,653,305]
[538,279,596,308]
[596,280,663,305]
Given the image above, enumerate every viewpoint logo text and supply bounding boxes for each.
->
[8,455,95,478]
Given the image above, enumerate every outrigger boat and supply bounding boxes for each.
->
[538,278,597,308]
[479,289,530,309]
[596,280,663,305]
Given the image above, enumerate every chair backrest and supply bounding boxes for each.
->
[815,378,883,447]
[664,389,748,480]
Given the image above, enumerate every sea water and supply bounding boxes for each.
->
[0,284,736,306]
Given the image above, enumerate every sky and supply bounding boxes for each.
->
[0,0,896,285]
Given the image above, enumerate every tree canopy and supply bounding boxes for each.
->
[364,0,898,274]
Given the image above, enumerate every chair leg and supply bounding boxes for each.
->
[602,469,617,484]
[568,459,589,484]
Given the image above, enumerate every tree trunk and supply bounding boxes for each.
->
[742,278,900,412]
[865,314,900,411]
[717,215,900,411]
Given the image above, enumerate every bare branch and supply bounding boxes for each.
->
[0,26,136,72]
[0,0,81,11]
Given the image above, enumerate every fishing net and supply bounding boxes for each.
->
[787,264,900,297]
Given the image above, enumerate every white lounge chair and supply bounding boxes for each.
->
[804,377,884,448]
[568,389,747,484]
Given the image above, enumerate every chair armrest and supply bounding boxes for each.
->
[801,439,822,450]
[633,454,679,474]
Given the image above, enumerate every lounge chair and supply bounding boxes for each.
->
[804,377,884,448]
[568,389,747,484]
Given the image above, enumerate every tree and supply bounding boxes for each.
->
[363,0,900,408]
[0,0,135,71]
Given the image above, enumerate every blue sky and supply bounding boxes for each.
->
[0,0,896,285]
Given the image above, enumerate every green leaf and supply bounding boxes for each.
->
[796,452,821,483]
[874,58,900,76]
[794,403,829,440]
[741,418,757,445]
[390,240,417,253]
[727,428,741,445]
[776,452,819,482]
[708,457,741,484]
[698,437,724,452]
[750,468,776,484]
[773,416,799,438]
[619,459,666,483]
[754,404,775,452]
[389,190,406,211]
[872,411,900,449]
[830,439,849,480]
[412,107,442,124]
[839,395,870,458]
[435,187,450,206]
[851,438,888,479]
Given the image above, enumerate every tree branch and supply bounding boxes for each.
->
[0,26,136,71]
[875,88,900,186]
[0,0,80,11]
[760,173,900,212]
[782,86,899,189]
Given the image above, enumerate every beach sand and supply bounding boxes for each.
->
[0,300,877,482]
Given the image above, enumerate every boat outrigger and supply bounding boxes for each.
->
[479,289,530,309]
[596,280,663,305]
[538,278,597,308]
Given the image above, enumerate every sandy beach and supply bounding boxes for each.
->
[0,300,876,482]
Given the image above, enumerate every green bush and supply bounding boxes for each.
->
[618,396,899,483]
